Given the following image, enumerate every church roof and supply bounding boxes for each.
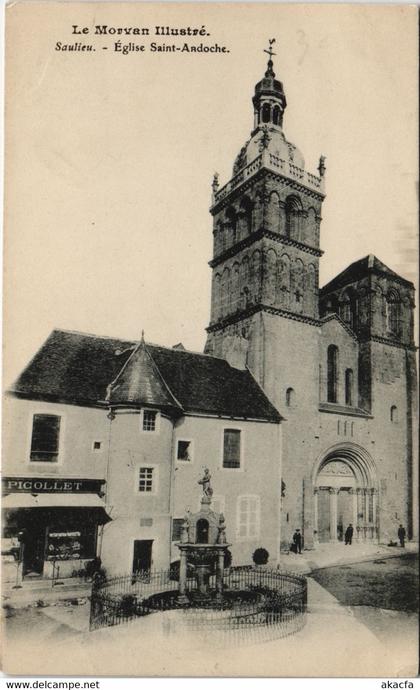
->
[10,329,281,422]
[320,255,414,294]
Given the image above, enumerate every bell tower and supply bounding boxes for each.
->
[205,41,326,406]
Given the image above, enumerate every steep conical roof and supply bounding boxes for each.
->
[106,338,181,411]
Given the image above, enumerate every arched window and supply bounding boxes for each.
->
[285,196,301,239]
[345,368,354,406]
[262,103,271,123]
[273,105,280,126]
[225,207,236,244]
[286,387,295,407]
[386,290,400,336]
[240,255,250,309]
[327,345,338,403]
[220,267,230,316]
[390,405,398,423]
[217,220,226,253]
[306,207,317,245]
[231,263,240,312]
[322,294,339,317]
[213,273,221,320]
[238,196,253,237]
[340,289,358,331]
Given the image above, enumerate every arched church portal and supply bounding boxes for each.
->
[313,444,378,544]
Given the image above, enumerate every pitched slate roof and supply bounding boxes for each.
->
[320,255,414,295]
[11,330,281,422]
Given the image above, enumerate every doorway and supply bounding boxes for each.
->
[337,488,353,541]
[317,488,331,542]
[22,525,46,577]
[132,539,153,574]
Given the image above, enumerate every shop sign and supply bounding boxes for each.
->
[2,477,105,495]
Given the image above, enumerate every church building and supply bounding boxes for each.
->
[204,47,417,549]
[2,46,417,584]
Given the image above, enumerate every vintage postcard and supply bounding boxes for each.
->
[2,1,418,678]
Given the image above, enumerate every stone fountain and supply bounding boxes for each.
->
[177,469,231,604]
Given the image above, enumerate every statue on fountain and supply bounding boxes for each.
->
[176,469,231,604]
[198,468,213,504]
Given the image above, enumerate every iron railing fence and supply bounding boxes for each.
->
[90,565,307,642]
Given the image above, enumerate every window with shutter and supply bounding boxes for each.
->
[223,429,241,468]
[237,496,260,539]
[172,518,184,541]
[30,414,61,462]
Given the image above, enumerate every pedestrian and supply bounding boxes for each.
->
[293,529,302,554]
[397,524,406,547]
[344,523,353,545]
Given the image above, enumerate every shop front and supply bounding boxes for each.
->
[2,477,111,582]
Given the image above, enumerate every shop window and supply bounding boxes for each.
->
[177,440,192,462]
[138,466,155,493]
[390,405,398,423]
[327,345,338,403]
[172,518,184,541]
[223,429,241,469]
[142,410,157,432]
[30,414,61,462]
[237,495,260,539]
[46,525,96,561]
[345,369,353,406]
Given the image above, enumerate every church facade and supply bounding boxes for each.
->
[204,51,418,549]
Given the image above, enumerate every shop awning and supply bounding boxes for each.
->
[2,493,111,523]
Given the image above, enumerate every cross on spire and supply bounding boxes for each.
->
[263,38,276,60]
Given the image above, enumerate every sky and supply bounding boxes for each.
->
[4,2,418,386]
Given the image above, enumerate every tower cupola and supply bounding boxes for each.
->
[252,39,287,129]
